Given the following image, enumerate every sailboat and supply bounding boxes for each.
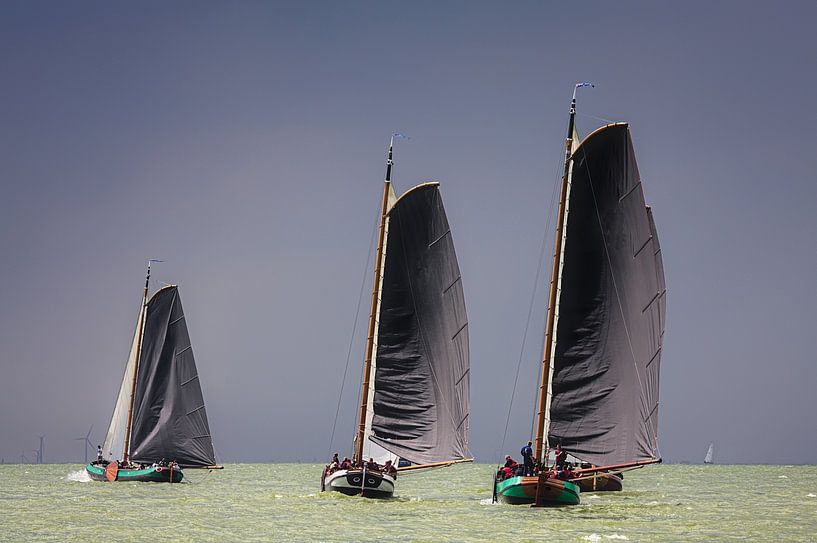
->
[322,135,472,498]
[494,84,666,505]
[86,261,221,482]
[704,442,714,464]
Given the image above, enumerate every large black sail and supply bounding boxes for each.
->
[130,286,216,467]
[547,123,665,466]
[369,183,470,465]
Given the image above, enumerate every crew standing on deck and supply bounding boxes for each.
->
[521,441,534,476]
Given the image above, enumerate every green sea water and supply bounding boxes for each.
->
[1,463,815,542]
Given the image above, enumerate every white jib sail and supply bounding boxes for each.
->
[101,303,145,461]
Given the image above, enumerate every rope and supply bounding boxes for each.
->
[577,112,618,125]
[327,208,380,460]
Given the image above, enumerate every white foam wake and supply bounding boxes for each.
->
[66,469,91,482]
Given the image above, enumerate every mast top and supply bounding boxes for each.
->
[572,82,594,101]
[385,133,408,184]
[566,83,593,154]
[144,259,163,292]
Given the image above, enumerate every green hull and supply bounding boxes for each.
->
[85,464,184,483]
[495,476,580,506]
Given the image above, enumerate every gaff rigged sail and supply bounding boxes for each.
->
[129,286,216,468]
[368,183,470,466]
[547,123,665,467]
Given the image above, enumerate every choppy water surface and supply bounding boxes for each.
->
[1,464,815,541]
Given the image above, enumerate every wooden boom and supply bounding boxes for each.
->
[397,458,474,472]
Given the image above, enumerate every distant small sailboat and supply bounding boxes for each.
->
[704,442,715,464]
[494,84,665,506]
[322,135,472,498]
[86,261,221,483]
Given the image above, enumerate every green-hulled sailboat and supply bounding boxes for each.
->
[86,261,221,483]
[495,83,665,505]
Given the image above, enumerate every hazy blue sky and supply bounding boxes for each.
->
[2,1,816,465]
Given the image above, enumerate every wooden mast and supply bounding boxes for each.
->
[534,84,590,462]
[122,260,154,464]
[354,137,395,465]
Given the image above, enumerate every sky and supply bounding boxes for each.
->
[1,1,816,465]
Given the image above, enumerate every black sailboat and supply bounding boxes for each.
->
[495,84,666,505]
[86,262,221,482]
[322,136,471,498]
[548,104,666,493]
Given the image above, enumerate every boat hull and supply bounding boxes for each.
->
[575,471,623,492]
[495,476,580,506]
[85,463,183,483]
[323,468,395,499]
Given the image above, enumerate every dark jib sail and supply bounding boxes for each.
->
[369,183,470,466]
[547,123,665,467]
[129,286,216,467]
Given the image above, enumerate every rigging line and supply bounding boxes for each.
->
[499,143,565,460]
[577,112,618,125]
[328,208,380,460]
[501,224,547,457]
[577,140,650,421]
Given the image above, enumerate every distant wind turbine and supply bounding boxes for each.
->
[74,425,93,464]
[19,450,27,464]
[37,434,45,464]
